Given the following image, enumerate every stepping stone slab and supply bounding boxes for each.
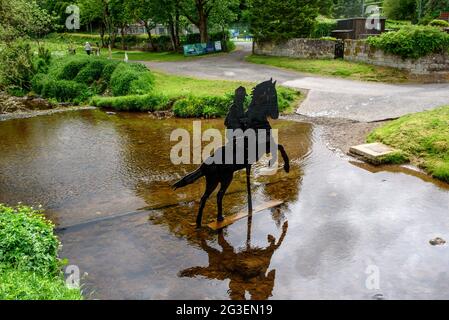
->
[349,142,397,165]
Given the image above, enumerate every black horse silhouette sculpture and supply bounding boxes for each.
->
[179,221,288,300]
[173,79,290,228]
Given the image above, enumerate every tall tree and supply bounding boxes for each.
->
[180,0,238,43]
[1,0,55,42]
[383,0,416,20]
[249,0,319,42]
[424,0,449,18]
[128,0,159,50]
[153,0,184,51]
[332,0,364,18]
[77,0,103,33]
[109,0,133,49]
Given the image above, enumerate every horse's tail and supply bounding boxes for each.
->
[172,168,204,190]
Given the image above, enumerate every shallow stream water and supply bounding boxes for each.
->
[1,109,449,299]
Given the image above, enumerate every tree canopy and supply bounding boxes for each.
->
[249,0,319,42]
[0,0,55,42]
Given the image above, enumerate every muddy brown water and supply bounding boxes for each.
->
[1,109,449,299]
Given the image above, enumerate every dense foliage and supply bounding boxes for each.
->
[0,204,82,300]
[367,25,449,59]
[31,56,154,103]
[91,92,170,111]
[92,85,300,118]
[310,18,337,38]
[429,19,449,27]
[249,0,319,42]
[383,0,417,21]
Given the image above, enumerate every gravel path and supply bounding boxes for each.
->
[142,42,449,122]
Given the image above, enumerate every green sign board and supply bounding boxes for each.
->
[183,41,223,56]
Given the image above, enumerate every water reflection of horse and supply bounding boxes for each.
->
[173,80,290,228]
[179,221,288,300]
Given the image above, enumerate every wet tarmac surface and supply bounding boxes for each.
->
[1,109,449,299]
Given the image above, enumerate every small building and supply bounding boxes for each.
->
[332,17,386,40]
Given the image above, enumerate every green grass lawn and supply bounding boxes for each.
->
[367,106,449,183]
[93,71,302,116]
[110,50,226,62]
[35,34,226,62]
[152,71,302,112]
[152,72,255,96]
[246,55,410,83]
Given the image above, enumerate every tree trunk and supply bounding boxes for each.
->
[110,31,117,49]
[174,10,181,50]
[100,24,105,47]
[144,21,156,51]
[198,10,208,43]
[121,25,126,50]
[168,18,177,51]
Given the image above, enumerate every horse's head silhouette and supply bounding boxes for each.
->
[248,78,278,124]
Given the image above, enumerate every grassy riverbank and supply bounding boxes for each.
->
[93,72,301,117]
[246,55,410,83]
[28,54,301,118]
[367,106,449,183]
[0,204,83,300]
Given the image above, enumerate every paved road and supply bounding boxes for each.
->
[143,42,449,122]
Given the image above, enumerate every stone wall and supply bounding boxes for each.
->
[344,39,449,76]
[254,39,337,59]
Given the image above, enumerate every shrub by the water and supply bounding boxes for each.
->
[91,93,170,111]
[92,84,299,117]
[0,204,82,300]
[0,268,82,300]
[173,95,234,118]
[367,25,449,59]
[0,204,59,274]
[31,56,154,103]
[109,63,155,96]
[0,41,37,93]
[74,60,105,84]
[57,58,90,80]
[41,79,90,103]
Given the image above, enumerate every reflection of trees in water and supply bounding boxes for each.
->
[179,222,288,300]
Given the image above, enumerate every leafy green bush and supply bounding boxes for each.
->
[101,60,120,83]
[109,63,155,96]
[41,79,90,103]
[31,73,47,95]
[367,25,449,59]
[310,18,337,38]
[0,41,35,92]
[429,19,449,28]
[0,204,83,300]
[386,19,412,31]
[173,95,233,118]
[74,60,105,84]
[57,58,90,80]
[0,267,82,300]
[0,204,60,274]
[224,40,236,52]
[91,93,170,111]
[31,56,154,103]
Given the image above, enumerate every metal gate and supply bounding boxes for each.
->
[334,40,345,59]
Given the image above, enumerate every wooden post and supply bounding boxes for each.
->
[246,165,252,248]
